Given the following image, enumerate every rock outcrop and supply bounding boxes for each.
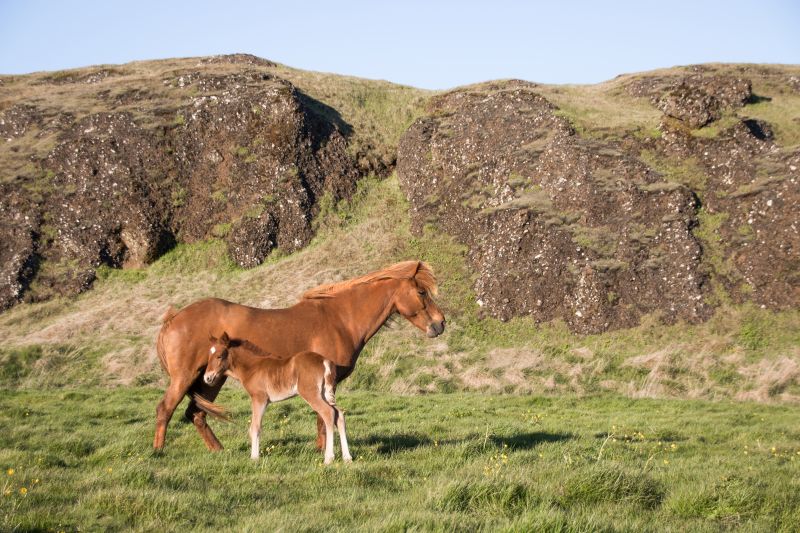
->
[0,57,358,308]
[398,72,798,333]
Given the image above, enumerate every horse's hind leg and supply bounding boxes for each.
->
[301,382,336,464]
[185,375,227,451]
[154,375,192,450]
[307,401,336,464]
[315,413,326,451]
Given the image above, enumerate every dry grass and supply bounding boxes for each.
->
[540,84,662,138]
[0,175,798,401]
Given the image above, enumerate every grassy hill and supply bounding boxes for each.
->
[1,173,797,401]
[1,59,799,400]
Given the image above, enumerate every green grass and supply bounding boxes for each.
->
[1,388,799,531]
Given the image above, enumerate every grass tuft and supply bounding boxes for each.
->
[560,465,665,509]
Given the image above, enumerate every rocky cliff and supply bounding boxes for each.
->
[0,55,359,308]
[397,66,799,333]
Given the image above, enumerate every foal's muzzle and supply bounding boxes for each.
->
[203,372,217,385]
[426,319,445,338]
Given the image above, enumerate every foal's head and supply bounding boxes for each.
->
[204,332,240,385]
[393,266,446,338]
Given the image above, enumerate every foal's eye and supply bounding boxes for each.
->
[418,290,426,297]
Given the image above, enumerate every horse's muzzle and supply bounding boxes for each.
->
[427,319,445,338]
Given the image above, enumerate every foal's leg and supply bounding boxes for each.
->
[303,391,336,464]
[334,408,352,463]
[153,375,192,450]
[185,375,228,451]
[249,393,269,460]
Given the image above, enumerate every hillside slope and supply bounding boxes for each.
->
[0,57,798,401]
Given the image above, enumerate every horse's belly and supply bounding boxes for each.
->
[267,384,298,403]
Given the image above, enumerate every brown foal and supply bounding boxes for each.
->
[200,332,351,464]
[154,260,445,453]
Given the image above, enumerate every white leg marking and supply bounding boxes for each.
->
[323,360,336,405]
[250,399,268,460]
[324,410,335,465]
[336,408,352,463]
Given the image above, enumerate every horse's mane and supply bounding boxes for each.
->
[301,260,438,300]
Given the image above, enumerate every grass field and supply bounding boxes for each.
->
[3,60,800,531]
[2,388,799,531]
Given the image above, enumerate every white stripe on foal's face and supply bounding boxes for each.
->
[210,346,216,354]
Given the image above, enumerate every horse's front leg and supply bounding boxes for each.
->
[249,394,269,460]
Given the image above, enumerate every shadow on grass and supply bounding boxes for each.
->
[354,431,574,455]
[357,433,432,454]
[489,432,573,449]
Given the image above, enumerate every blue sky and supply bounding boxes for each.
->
[1,0,798,89]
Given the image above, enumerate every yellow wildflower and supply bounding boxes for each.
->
[19,487,27,495]
[6,468,13,476]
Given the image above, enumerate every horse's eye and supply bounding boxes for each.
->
[418,290,426,297]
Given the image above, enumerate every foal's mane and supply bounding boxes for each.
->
[301,260,438,300]
[237,339,272,357]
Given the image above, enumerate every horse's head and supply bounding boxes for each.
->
[204,331,239,385]
[393,263,446,338]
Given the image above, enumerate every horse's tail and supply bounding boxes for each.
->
[323,359,337,405]
[192,393,231,422]
[155,305,179,372]
[161,305,179,324]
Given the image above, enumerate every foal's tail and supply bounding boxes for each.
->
[323,359,337,405]
[155,305,180,372]
[193,394,232,422]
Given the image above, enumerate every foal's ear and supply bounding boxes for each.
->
[209,333,218,343]
[220,331,230,344]
[228,338,243,348]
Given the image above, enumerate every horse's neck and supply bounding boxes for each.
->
[323,279,397,347]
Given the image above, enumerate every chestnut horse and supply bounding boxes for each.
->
[201,332,351,464]
[153,260,445,452]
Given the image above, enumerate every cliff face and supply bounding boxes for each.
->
[397,67,799,333]
[0,55,358,308]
